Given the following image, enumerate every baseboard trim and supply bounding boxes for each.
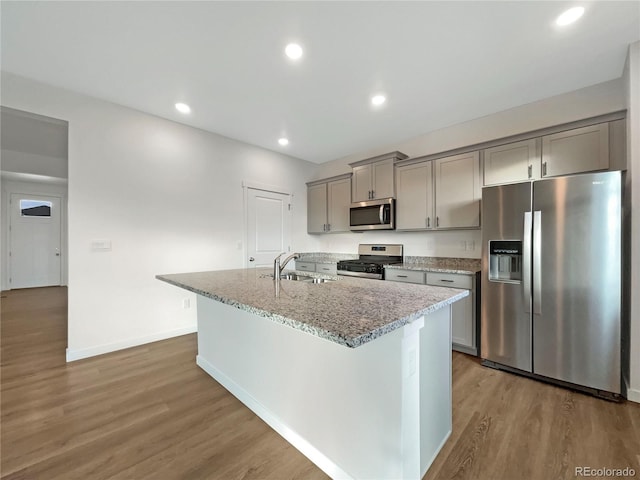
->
[627,388,640,403]
[196,354,352,480]
[421,429,452,479]
[66,325,197,362]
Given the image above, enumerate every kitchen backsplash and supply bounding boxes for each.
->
[402,256,482,270]
[306,229,482,259]
[297,252,358,263]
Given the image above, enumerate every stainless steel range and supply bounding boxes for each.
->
[337,244,403,279]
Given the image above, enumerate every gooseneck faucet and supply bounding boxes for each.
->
[273,252,300,293]
[274,252,300,278]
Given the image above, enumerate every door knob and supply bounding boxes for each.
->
[249,257,255,262]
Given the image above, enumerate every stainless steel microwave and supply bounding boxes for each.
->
[349,198,395,231]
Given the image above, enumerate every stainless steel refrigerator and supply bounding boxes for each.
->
[481,171,625,399]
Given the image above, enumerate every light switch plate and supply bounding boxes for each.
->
[91,239,112,251]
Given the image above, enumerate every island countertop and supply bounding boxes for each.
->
[157,268,468,348]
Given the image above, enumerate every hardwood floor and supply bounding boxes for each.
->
[2,286,639,479]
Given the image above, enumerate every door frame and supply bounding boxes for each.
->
[242,181,293,268]
[2,179,68,290]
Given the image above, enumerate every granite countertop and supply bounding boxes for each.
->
[157,268,468,349]
[386,257,481,275]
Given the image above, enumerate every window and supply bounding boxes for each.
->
[20,199,52,217]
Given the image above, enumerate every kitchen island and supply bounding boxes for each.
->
[157,268,468,479]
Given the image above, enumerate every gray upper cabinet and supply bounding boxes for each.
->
[350,151,407,202]
[352,164,374,202]
[307,183,328,234]
[542,123,609,178]
[483,139,541,186]
[396,161,434,230]
[327,177,351,232]
[434,151,481,229]
[396,152,480,231]
[480,116,625,188]
[306,174,352,234]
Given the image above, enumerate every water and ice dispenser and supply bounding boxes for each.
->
[489,240,522,283]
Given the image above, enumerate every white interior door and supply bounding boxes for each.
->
[246,188,291,268]
[9,193,62,288]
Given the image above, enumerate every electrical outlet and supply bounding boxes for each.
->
[182,298,191,309]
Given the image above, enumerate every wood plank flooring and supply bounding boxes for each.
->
[2,286,639,479]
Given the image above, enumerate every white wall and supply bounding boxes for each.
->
[1,149,67,178]
[308,78,626,259]
[625,41,640,403]
[1,71,317,361]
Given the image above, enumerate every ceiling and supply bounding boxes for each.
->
[1,1,639,164]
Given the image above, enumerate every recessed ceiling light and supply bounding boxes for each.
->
[556,6,585,26]
[175,102,191,114]
[371,95,386,106]
[285,43,303,60]
[278,137,289,146]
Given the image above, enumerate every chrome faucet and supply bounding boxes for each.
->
[274,252,300,280]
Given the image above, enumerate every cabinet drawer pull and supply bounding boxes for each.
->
[396,275,408,278]
[440,279,454,283]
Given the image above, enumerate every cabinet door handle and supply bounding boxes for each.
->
[436,216,440,227]
[528,164,532,179]
[426,217,430,228]
[327,224,331,231]
[323,224,327,231]
[371,190,375,199]
[542,162,547,177]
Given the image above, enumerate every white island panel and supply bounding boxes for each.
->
[195,295,452,480]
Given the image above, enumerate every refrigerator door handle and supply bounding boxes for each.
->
[533,211,542,315]
[523,212,532,313]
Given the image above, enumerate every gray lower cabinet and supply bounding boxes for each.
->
[293,261,337,275]
[425,273,476,355]
[294,261,316,272]
[385,268,478,355]
[315,263,337,275]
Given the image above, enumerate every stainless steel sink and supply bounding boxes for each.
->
[280,273,333,283]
